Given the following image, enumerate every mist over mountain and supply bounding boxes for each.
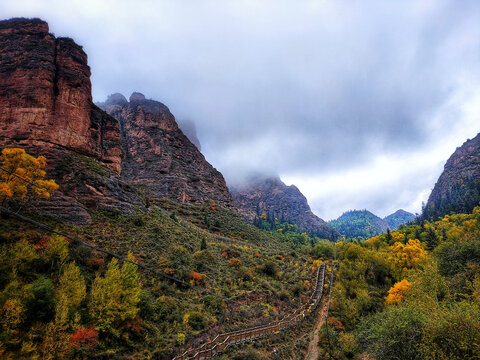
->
[230,175,339,240]
[2,1,479,219]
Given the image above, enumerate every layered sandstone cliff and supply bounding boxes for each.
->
[99,93,233,207]
[0,18,140,223]
[0,18,233,222]
[0,18,122,171]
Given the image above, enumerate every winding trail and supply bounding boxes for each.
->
[305,299,330,360]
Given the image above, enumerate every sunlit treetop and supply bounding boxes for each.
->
[0,148,59,202]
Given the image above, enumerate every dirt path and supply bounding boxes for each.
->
[305,299,330,360]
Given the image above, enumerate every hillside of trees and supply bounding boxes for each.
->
[328,210,388,239]
[314,207,480,359]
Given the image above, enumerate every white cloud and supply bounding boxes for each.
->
[1,0,480,220]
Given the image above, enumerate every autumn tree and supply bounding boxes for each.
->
[57,262,86,310]
[0,148,58,204]
[389,239,426,279]
[385,279,411,305]
[89,253,141,337]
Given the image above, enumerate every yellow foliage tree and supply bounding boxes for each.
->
[58,262,86,310]
[385,279,411,305]
[1,299,23,341]
[0,148,58,203]
[390,239,426,278]
[89,253,141,337]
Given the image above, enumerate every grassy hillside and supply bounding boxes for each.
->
[0,199,323,360]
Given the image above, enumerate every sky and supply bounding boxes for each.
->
[2,0,480,220]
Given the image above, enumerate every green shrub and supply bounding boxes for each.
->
[24,277,55,323]
[261,261,277,276]
[188,311,206,331]
[356,305,425,360]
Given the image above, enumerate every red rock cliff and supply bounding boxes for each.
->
[0,18,139,223]
[0,18,122,172]
[0,18,232,221]
[99,93,233,207]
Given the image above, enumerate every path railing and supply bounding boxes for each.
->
[173,263,327,360]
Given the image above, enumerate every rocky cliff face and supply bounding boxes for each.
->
[0,18,122,172]
[0,18,234,221]
[0,18,141,223]
[424,132,480,219]
[98,93,233,207]
[230,176,338,240]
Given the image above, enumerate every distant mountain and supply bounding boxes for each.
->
[329,210,388,239]
[424,132,480,220]
[230,175,339,240]
[384,209,416,230]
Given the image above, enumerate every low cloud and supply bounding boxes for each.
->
[2,0,480,218]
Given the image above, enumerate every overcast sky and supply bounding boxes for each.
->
[2,0,480,219]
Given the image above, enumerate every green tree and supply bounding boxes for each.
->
[357,305,425,360]
[89,253,141,336]
[200,237,207,250]
[25,277,56,323]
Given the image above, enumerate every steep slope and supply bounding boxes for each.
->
[329,210,388,238]
[384,209,415,229]
[424,132,480,220]
[0,18,141,223]
[98,93,232,207]
[230,176,338,240]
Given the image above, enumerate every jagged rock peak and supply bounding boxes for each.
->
[99,93,233,207]
[0,18,141,223]
[0,17,122,171]
[424,132,480,219]
[129,92,146,102]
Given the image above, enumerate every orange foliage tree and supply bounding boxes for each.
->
[189,271,206,285]
[0,148,58,203]
[228,258,242,267]
[385,279,411,305]
[69,327,99,349]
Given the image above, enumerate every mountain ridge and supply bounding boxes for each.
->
[329,208,415,238]
[230,175,339,240]
[424,132,480,220]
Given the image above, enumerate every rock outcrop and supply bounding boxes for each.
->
[0,17,234,223]
[98,93,233,207]
[0,18,141,223]
[424,132,480,219]
[230,176,338,240]
[0,18,122,172]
